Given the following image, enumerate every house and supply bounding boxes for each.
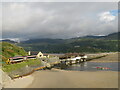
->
[43,53,50,58]
[28,51,49,58]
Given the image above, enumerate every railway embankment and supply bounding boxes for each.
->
[1,57,60,88]
[2,57,60,79]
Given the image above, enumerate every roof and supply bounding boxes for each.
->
[30,51,49,56]
[43,53,49,56]
[10,56,24,59]
[75,57,81,59]
[30,51,39,55]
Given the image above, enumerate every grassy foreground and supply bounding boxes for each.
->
[2,59,41,72]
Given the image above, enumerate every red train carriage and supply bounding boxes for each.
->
[8,56,26,64]
[26,55,36,59]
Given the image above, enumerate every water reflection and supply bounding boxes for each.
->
[62,62,119,71]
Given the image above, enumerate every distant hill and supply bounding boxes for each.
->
[17,32,119,53]
[82,35,105,39]
[22,38,64,44]
[1,42,27,62]
[74,32,119,40]
[0,39,17,44]
[102,32,119,40]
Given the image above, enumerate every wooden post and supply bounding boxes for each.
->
[69,60,72,65]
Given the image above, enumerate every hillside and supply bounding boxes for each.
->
[73,32,119,40]
[17,32,119,53]
[1,39,16,44]
[1,42,27,62]
[102,32,120,40]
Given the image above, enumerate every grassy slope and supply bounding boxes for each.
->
[1,42,41,72]
[2,59,41,72]
[1,42,27,62]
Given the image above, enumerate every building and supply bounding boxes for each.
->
[28,51,49,58]
[6,51,50,64]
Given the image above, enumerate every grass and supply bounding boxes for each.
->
[2,59,41,72]
[1,42,28,62]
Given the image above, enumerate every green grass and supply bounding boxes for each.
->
[2,59,41,72]
[1,42,27,62]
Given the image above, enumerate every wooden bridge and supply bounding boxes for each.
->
[39,55,88,70]
[59,55,88,66]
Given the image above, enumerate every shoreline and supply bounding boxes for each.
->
[3,75,34,88]
[3,68,119,88]
[89,61,119,62]
[3,53,119,88]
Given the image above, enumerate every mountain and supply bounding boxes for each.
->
[17,32,119,53]
[74,32,119,40]
[80,35,106,39]
[0,39,17,43]
[22,38,64,44]
[1,42,27,62]
[1,32,118,62]
[102,32,120,40]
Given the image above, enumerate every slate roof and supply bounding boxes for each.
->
[30,51,40,55]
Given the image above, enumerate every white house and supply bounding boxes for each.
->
[28,51,49,58]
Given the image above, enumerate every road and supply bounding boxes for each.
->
[27,69,118,88]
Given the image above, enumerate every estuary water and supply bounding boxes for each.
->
[61,62,119,71]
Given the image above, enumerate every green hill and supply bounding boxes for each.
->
[0,42,27,62]
[102,32,119,40]
[17,32,119,53]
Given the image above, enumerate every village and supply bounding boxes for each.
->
[6,51,88,69]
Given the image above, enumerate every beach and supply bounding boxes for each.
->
[3,68,118,88]
[3,75,34,88]
[27,69,118,88]
[3,53,119,88]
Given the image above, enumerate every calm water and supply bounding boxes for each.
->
[62,62,119,71]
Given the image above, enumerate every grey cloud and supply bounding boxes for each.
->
[2,2,118,39]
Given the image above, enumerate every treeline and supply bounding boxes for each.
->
[18,39,119,53]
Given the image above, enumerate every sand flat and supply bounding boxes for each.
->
[3,69,118,88]
[27,69,118,88]
[4,75,34,88]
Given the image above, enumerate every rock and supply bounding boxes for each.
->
[0,68,12,88]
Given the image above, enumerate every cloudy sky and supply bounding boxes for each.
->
[1,2,118,40]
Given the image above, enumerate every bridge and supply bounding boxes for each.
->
[39,55,88,69]
[59,55,87,66]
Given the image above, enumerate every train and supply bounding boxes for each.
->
[6,55,37,64]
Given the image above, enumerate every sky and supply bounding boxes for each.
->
[1,2,119,40]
